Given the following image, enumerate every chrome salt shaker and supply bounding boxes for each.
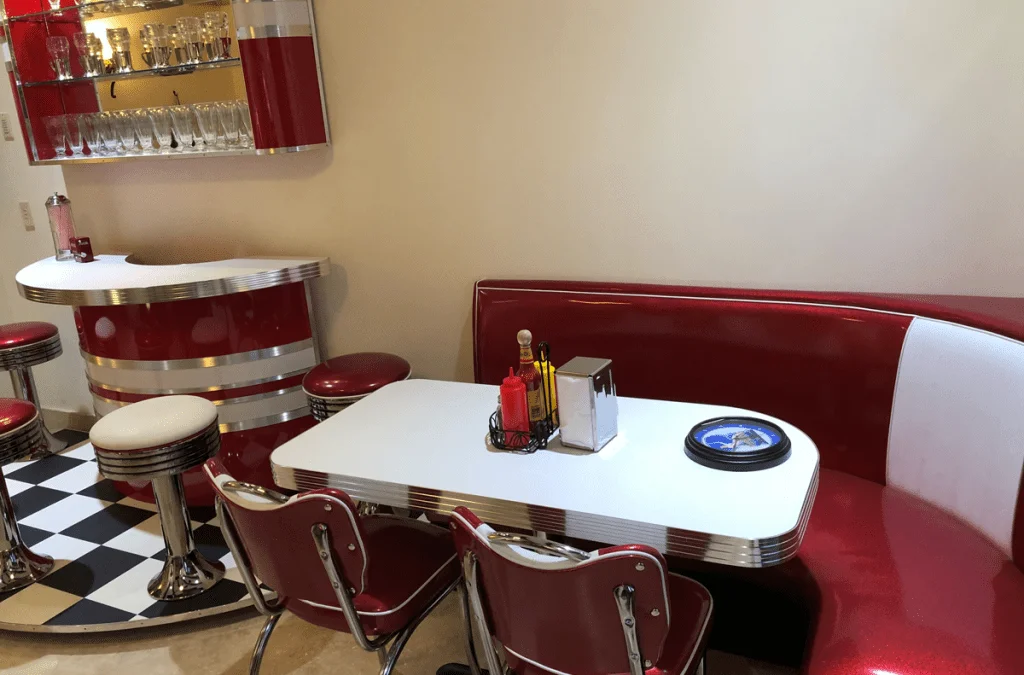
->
[555,357,618,451]
[45,192,77,261]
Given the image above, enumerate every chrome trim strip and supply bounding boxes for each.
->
[91,385,303,410]
[272,464,820,568]
[0,414,44,464]
[86,367,310,395]
[81,339,314,371]
[19,260,330,307]
[220,407,310,433]
[0,334,62,370]
[94,423,219,481]
[304,280,323,364]
[237,24,312,39]
[253,143,326,155]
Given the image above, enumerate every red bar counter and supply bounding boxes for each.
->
[15,254,329,505]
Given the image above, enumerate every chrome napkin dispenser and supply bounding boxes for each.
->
[555,357,617,452]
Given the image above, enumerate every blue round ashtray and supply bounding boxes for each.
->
[684,417,791,471]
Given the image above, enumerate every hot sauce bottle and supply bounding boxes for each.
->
[517,329,547,431]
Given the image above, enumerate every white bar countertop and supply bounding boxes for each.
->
[16,255,329,306]
[272,379,820,568]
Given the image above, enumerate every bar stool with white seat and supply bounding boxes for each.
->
[0,399,55,591]
[0,322,66,456]
[89,395,225,600]
[303,352,411,422]
[450,506,714,675]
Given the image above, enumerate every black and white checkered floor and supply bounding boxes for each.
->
[0,431,255,632]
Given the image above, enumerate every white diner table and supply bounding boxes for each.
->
[271,379,819,568]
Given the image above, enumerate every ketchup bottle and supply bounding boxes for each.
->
[499,368,529,447]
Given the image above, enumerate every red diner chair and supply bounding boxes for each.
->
[204,458,460,675]
[450,507,713,675]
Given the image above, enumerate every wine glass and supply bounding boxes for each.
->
[43,115,67,157]
[46,36,71,80]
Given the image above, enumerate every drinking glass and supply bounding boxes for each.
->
[64,113,84,156]
[168,26,187,65]
[107,27,133,73]
[46,36,71,80]
[78,113,102,156]
[217,101,239,147]
[43,115,67,157]
[130,109,155,153]
[169,105,195,151]
[112,110,136,154]
[236,100,252,148]
[143,23,171,68]
[192,102,220,149]
[175,17,203,64]
[96,112,117,155]
[204,11,232,59]
[148,107,173,153]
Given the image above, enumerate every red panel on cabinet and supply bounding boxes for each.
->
[239,36,327,151]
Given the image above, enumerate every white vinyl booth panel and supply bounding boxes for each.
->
[888,317,1024,556]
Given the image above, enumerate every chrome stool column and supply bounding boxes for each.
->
[0,399,55,591]
[89,396,225,601]
[303,352,411,421]
[0,322,65,457]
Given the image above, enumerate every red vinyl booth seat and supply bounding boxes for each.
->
[473,280,1024,675]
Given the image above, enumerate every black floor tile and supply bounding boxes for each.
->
[138,578,248,618]
[12,486,69,519]
[18,524,51,548]
[40,546,147,596]
[187,505,216,524]
[54,429,89,447]
[77,479,127,503]
[6,455,86,485]
[61,504,155,544]
[45,598,135,626]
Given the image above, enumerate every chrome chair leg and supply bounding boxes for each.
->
[460,582,484,675]
[249,612,282,675]
[696,655,706,675]
[378,576,461,675]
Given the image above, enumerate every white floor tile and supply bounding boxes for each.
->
[39,461,103,493]
[85,558,164,615]
[61,442,98,461]
[104,515,167,558]
[5,479,32,497]
[20,494,111,532]
[219,550,237,570]
[32,534,100,569]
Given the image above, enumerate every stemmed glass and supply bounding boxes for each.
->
[169,105,196,151]
[217,102,240,147]
[148,107,174,153]
[46,36,71,80]
[97,112,119,155]
[64,114,84,156]
[43,116,67,157]
[237,101,252,148]
[130,109,155,153]
[192,102,220,149]
[78,113,103,156]
[112,110,136,155]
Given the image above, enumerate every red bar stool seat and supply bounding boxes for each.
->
[204,457,459,675]
[0,322,65,456]
[303,352,411,421]
[450,507,714,675]
[0,399,55,591]
[89,396,225,601]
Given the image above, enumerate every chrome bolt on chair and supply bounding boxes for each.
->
[89,395,225,600]
[0,322,66,457]
[447,506,714,675]
[0,399,55,591]
[204,456,461,675]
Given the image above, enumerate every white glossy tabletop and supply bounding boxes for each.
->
[16,255,329,306]
[271,379,820,567]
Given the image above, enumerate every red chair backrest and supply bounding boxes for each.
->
[450,507,672,675]
[204,457,370,603]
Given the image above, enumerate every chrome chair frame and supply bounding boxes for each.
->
[459,531,708,675]
[216,489,459,675]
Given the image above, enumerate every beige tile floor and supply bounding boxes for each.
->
[0,592,794,675]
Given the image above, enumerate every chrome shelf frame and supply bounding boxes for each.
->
[22,57,240,87]
[6,0,227,24]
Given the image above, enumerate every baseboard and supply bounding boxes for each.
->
[43,409,97,433]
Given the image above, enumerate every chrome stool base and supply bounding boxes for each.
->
[148,549,225,601]
[10,368,66,459]
[0,543,54,593]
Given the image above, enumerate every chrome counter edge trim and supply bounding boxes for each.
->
[253,143,326,155]
[81,339,313,370]
[17,259,330,307]
[271,463,821,568]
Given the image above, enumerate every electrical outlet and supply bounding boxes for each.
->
[0,114,14,142]
[18,202,34,231]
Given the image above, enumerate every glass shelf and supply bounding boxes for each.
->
[22,57,239,87]
[7,0,227,23]
[36,146,257,165]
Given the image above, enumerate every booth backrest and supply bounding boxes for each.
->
[474,280,1024,567]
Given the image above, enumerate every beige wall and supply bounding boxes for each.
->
[58,0,1024,384]
[0,82,89,411]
